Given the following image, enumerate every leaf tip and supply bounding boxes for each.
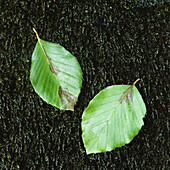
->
[59,86,77,111]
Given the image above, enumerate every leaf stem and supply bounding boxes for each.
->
[33,28,50,61]
[132,78,140,86]
[120,78,140,103]
[33,28,59,75]
[33,28,44,51]
[33,28,40,41]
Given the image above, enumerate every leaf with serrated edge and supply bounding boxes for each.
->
[82,79,146,154]
[30,29,82,111]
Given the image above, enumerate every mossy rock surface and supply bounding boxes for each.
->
[0,1,169,169]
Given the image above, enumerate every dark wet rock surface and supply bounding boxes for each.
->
[0,1,169,169]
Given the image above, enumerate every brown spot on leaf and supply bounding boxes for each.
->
[119,78,140,104]
[48,57,60,75]
[49,62,60,75]
[37,40,60,75]
[119,87,134,103]
[59,86,77,111]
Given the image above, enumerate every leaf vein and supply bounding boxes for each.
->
[48,58,76,68]
[59,79,78,90]
[60,70,79,79]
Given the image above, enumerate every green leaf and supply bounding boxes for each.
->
[82,79,146,154]
[30,29,82,111]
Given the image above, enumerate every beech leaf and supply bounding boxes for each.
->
[30,29,82,111]
[82,79,146,154]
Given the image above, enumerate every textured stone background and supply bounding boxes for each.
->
[0,0,169,169]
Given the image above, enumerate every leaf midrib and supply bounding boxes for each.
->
[88,102,120,152]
